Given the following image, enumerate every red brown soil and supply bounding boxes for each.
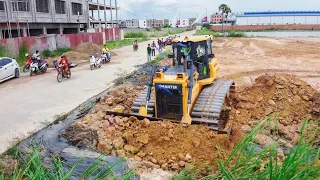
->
[62,74,319,176]
[229,74,318,128]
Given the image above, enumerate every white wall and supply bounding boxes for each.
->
[168,19,189,27]
[236,16,320,25]
[139,20,146,28]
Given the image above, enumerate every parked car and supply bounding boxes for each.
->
[0,57,20,83]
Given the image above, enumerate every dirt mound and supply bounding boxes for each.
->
[73,42,102,55]
[309,93,320,117]
[61,51,91,61]
[229,74,318,127]
[92,85,144,113]
[63,115,241,174]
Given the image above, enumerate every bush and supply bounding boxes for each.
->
[202,23,211,29]
[163,24,171,28]
[16,42,29,66]
[227,30,246,37]
[124,32,147,39]
[195,29,222,37]
[40,48,72,57]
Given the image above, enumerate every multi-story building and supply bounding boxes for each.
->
[146,19,163,27]
[0,0,118,38]
[125,19,139,28]
[138,20,146,28]
[211,13,223,24]
[189,18,196,26]
[164,19,169,25]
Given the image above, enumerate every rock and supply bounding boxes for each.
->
[302,95,309,101]
[124,145,137,154]
[292,87,298,95]
[159,159,166,165]
[178,161,186,167]
[102,120,110,129]
[178,153,185,161]
[137,133,149,144]
[241,125,252,134]
[265,107,273,115]
[161,163,168,170]
[185,154,192,161]
[108,117,115,124]
[137,152,146,157]
[276,85,285,89]
[106,126,116,134]
[113,137,124,149]
[114,116,122,124]
[168,129,174,138]
[116,150,126,158]
[140,161,160,168]
[236,102,246,109]
[192,138,201,147]
[134,155,142,162]
[163,136,170,141]
[253,134,276,147]
[293,80,302,86]
[268,100,276,106]
[128,116,138,122]
[161,124,167,128]
[111,150,117,156]
[236,110,241,114]
[170,163,179,170]
[150,158,158,164]
[111,105,125,112]
[97,142,113,152]
[141,118,150,127]
[267,79,274,86]
[277,148,285,159]
[167,123,174,129]
[294,95,301,102]
[171,156,177,161]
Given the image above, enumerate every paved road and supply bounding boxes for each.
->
[0,30,195,154]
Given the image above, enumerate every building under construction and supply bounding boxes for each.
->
[0,0,119,39]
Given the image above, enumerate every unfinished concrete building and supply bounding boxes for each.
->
[0,0,118,38]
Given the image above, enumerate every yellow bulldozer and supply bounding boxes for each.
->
[112,35,235,133]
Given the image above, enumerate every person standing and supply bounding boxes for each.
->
[151,41,156,56]
[157,38,162,51]
[147,44,152,62]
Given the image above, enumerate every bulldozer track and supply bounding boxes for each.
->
[191,80,235,131]
[131,88,155,117]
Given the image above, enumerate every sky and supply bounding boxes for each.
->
[114,0,320,20]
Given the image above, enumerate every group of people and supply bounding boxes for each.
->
[146,38,166,62]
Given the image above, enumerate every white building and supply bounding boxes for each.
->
[126,19,139,28]
[169,18,189,27]
[138,20,147,28]
[235,11,320,25]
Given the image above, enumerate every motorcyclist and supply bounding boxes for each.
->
[25,53,32,63]
[102,45,110,60]
[133,40,138,50]
[92,50,99,65]
[59,55,69,75]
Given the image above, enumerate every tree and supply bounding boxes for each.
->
[219,4,232,36]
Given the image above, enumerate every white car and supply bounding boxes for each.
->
[0,57,20,83]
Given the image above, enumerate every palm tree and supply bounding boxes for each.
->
[219,4,231,36]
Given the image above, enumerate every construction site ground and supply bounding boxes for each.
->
[1,36,320,179]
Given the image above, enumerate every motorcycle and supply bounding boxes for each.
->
[133,44,138,51]
[30,58,49,76]
[90,56,101,70]
[23,57,32,72]
[101,52,111,64]
[53,60,75,83]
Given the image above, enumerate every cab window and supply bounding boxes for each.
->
[194,42,209,79]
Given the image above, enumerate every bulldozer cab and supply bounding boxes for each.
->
[171,36,213,80]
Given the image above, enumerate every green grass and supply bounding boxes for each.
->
[0,142,135,180]
[195,29,247,37]
[147,50,171,65]
[104,38,148,50]
[175,118,320,179]
[124,32,148,39]
[40,47,72,58]
[168,29,185,35]
[0,43,28,67]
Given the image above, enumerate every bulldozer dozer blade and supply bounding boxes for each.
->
[138,107,148,116]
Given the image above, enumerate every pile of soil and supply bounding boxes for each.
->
[63,115,241,174]
[73,42,103,55]
[229,74,320,147]
[92,84,144,114]
[61,51,91,61]
[229,74,318,127]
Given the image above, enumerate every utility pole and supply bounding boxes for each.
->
[109,0,113,40]
[115,0,118,28]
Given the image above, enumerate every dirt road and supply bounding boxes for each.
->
[0,31,195,154]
